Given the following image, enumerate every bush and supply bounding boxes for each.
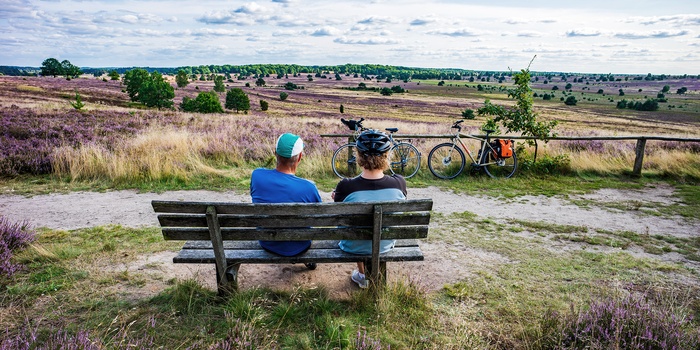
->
[390,85,405,93]
[461,109,475,119]
[564,96,577,106]
[279,92,288,101]
[379,87,393,96]
[180,91,223,113]
[538,294,700,349]
[518,154,571,175]
[260,100,268,111]
[283,82,298,90]
[0,216,35,279]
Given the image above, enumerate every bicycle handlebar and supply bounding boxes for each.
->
[340,117,365,131]
[452,119,463,132]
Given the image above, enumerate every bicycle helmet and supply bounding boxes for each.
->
[355,129,392,155]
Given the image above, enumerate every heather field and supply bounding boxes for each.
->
[1,73,699,185]
[1,73,700,349]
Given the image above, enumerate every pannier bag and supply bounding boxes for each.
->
[494,139,513,158]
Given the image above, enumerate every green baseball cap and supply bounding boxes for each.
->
[276,133,304,158]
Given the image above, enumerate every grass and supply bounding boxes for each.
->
[2,201,699,348]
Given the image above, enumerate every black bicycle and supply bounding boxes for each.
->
[332,118,421,179]
[427,120,517,179]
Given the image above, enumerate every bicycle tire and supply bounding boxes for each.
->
[331,143,362,179]
[428,143,465,179]
[483,149,517,179]
[388,142,421,179]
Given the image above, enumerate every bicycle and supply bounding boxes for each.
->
[427,120,517,179]
[332,118,421,179]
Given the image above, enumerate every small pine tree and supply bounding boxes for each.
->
[280,92,288,101]
[70,92,84,110]
[260,99,269,111]
[340,104,344,113]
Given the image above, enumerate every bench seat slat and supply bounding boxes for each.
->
[162,226,429,241]
[173,246,425,264]
[152,199,433,215]
[157,212,430,228]
[180,239,421,250]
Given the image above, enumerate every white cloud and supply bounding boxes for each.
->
[517,31,543,38]
[309,26,339,36]
[427,28,481,37]
[334,36,400,45]
[566,29,602,37]
[357,16,398,25]
[614,30,689,39]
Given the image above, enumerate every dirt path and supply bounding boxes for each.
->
[1,185,697,298]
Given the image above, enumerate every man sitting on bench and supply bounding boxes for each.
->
[250,133,322,268]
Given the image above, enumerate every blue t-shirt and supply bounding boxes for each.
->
[250,168,322,256]
[333,175,407,255]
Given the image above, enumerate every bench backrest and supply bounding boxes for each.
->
[151,199,433,242]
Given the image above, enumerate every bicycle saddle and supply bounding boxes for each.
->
[385,128,398,133]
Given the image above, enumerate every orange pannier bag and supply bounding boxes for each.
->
[497,139,513,158]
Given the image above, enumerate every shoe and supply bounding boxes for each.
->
[351,269,368,289]
[304,263,317,270]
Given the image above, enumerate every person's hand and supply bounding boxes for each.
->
[331,191,336,200]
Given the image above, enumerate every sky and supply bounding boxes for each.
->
[1,0,699,74]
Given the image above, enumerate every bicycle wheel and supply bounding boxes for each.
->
[388,142,421,179]
[332,143,362,178]
[483,149,517,179]
[428,143,465,179]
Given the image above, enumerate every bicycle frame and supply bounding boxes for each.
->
[448,132,500,167]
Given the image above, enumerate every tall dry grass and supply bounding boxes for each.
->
[51,128,231,182]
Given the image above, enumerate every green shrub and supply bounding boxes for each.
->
[180,91,223,113]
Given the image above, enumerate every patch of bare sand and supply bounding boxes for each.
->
[1,185,697,299]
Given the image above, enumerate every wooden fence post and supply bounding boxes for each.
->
[633,138,647,177]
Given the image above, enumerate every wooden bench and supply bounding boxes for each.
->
[151,199,433,295]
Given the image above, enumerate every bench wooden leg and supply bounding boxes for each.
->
[215,263,240,296]
[365,261,388,289]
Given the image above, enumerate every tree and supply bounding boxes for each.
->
[123,68,151,102]
[597,89,604,94]
[279,92,289,101]
[176,70,189,88]
[379,87,393,96]
[477,57,558,161]
[226,88,250,113]
[661,85,670,93]
[260,100,269,111]
[255,77,266,87]
[340,104,344,114]
[180,91,223,113]
[40,58,62,77]
[619,89,625,96]
[213,75,226,93]
[677,87,688,94]
[564,96,577,106]
[138,71,174,108]
[70,92,85,110]
[565,83,572,90]
[109,70,120,80]
[60,60,81,79]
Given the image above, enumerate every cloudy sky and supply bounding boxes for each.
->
[1,0,699,74]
